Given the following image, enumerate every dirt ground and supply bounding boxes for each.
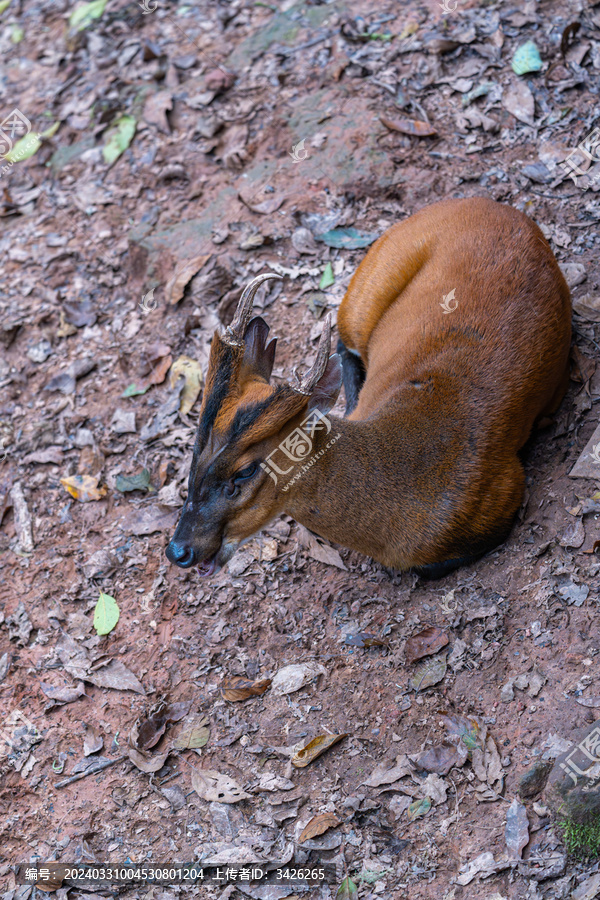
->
[2,0,600,899]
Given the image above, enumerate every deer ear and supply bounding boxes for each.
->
[307,353,342,416]
[243,317,277,381]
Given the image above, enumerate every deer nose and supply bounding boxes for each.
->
[166,541,196,568]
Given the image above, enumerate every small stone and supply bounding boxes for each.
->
[27,339,52,363]
[519,760,553,798]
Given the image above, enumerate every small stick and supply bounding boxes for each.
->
[54,755,127,788]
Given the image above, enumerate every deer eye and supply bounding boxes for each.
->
[234,461,259,482]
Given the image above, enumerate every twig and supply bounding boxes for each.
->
[54,755,127,788]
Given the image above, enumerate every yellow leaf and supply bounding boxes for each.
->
[169,356,203,415]
[60,474,107,502]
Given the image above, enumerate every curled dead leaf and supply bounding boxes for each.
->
[292,733,348,768]
[380,115,437,137]
[221,676,272,702]
[299,812,341,843]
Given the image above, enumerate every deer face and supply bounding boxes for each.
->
[166,274,342,576]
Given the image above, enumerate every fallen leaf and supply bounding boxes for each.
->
[128,746,169,773]
[166,255,211,305]
[314,228,379,249]
[336,877,358,899]
[143,90,173,133]
[380,115,437,137]
[83,723,104,756]
[319,262,335,290]
[115,469,152,493]
[414,738,468,775]
[409,655,447,692]
[69,0,106,30]
[292,733,347,768]
[505,797,529,859]
[93,592,120,636]
[221,676,272,702]
[407,797,432,821]
[86,659,145,694]
[171,714,210,750]
[60,474,107,502]
[169,356,203,415]
[103,115,136,166]
[300,812,341,842]
[502,81,535,125]
[512,40,542,75]
[297,525,346,570]
[362,755,413,787]
[404,626,449,664]
[191,770,251,803]
[270,662,326,696]
[441,712,485,754]
[40,681,86,704]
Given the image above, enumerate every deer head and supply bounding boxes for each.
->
[166,273,342,575]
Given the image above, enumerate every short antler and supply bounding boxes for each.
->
[291,314,332,395]
[223,272,282,347]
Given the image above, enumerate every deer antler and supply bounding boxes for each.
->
[222,272,282,347]
[291,314,332,395]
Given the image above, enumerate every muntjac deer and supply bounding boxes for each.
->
[166,197,571,578]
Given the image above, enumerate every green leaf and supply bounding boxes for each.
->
[407,797,432,821]
[102,115,136,165]
[0,0,12,14]
[115,469,152,493]
[122,382,149,398]
[93,592,120,636]
[69,0,107,31]
[10,23,24,42]
[315,227,379,249]
[336,877,358,899]
[3,122,59,164]
[319,262,335,290]
[512,40,542,75]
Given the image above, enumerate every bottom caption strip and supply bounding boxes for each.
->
[18,863,336,888]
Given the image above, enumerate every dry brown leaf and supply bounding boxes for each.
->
[380,115,437,137]
[143,90,173,133]
[83,723,104,756]
[221,676,272,702]
[127,746,169,773]
[404,626,449,664]
[292,733,348,768]
[299,812,341,843]
[166,254,211,305]
[191,769,251,803]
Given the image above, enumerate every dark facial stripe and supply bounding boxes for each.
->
[194,342,240,456]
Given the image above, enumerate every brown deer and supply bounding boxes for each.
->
[166,197,571,579]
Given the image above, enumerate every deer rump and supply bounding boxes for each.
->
[166,197,572,579]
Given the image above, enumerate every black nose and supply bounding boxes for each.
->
[166,541,196,568]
